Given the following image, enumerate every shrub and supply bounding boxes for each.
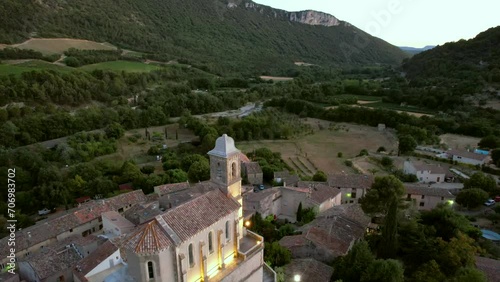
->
[345,160,353,167]
[377,146,387,153]
[338,152,343,158]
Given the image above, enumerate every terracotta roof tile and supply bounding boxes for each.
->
[279,235,308,248]
[161,190,240,242]
[239,153,251,163]
[75,240,118,276]
[404,184,455,198]
[412,163,448,174]
[283,259,334,282]
[124,220,173,254]
[327,174,374,189]
[299,183,341,204]
[154,182,190,196]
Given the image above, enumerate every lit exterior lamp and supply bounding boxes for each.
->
[447,200,454,205]
[294,274,301,282]
[245,220,251,227]
[346,193,352,198]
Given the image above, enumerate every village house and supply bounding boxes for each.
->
[325,174,374,204]
[73,240,124,282]
[243,183,341,222]
[447,149,490,166]
[404,184,455,210]
[18,235,104,282]
[273,171,301,186]
[279,204,371,263]
[242,162,264,185]
[403,161,447,183]
[122,134,274,281]
[101,211,136,237]
[283,259,333,282]
[0,190,147,269]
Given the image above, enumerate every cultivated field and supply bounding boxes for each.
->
[79,61,161,72]
[259,76,294,82]
[0,38,117,55]
[237,119,398,176]
[440,134,481,150]
[0,60,71,75]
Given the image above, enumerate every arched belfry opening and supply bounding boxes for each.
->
[231,162,237,179]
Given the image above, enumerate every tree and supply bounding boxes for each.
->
[104,122,125,139]
[420,205,481,241]
[166,169,188,183]
[188,160,210,182]
[140,165,156,175]
[360,175,406,258]
[410,260,446,282]
[435,233,478,276]
[312,170,327,182]
[381,156,393,167]
[181,154,207,172]
[333,240,375,282]
[360,259,404,282]
[398,135,417,155]
[492,149,500,166]
[463,172,497,195]
[377,146,386,153]
[454,267,487,282]
[264,242,291,267]
[296,202,303,222]
[478,135,500,149]
[456,188,489,209]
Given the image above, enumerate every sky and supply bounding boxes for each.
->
[253,0,500,47]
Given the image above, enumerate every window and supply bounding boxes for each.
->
[225,221,230,240]
[147,261,154,279]
[217,163,222,180]
[208,232,213,253]
[188,244,194,267]
[441,197,444,200]
[351,192,357,199]
[118,208,124,213]
[419,202,425,207]
[231,162,237,178]
[421,195,425,199]
[70,228,73,232]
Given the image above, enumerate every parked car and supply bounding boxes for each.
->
[259,184,265,190]
[484,199,496,207]
[38,208,51,215]
[495,196,500,202]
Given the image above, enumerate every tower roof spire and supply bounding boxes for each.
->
[207,134,240,158]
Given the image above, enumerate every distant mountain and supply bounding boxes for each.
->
[399,45,436,55]
[402,26,500,81]
[0,0,407,74]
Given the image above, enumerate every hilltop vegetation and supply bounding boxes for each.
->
[402,26,500,83]
[0,0,406,74]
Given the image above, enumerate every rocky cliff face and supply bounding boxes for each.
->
[286,10,341,27]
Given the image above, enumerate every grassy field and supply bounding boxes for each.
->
[259,76,294,82]
[362,101,435,115]
[0,38,117,55]
[440,134,481,150]
[237,119,398,176]
[336,94,382,102]
[98,124,197,173]
[0,60,71,75]
[78,61,162,72]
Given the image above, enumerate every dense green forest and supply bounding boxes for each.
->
[0,0,407,74]
[402,26,500,85]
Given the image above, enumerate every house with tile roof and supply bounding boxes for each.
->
[326,174,374,204]
[279,204,370,263]
[0,190,146,269]
[73,240,123,282]
[404,184,455,210]
[242,162,263,185]
[403,161,447,183]
[18,235,104,282]
[283,259,333,282]
[123,134,273,282]
[447,149,490,166]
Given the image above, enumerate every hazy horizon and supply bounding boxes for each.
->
[253,0,500,47]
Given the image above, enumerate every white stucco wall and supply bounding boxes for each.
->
[85,249,122,277]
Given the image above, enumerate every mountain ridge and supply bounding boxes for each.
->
[0,0,407,74]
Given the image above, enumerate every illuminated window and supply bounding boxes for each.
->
[208,232,213,253]
[188,244,194,267]
[147,261,154,279]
